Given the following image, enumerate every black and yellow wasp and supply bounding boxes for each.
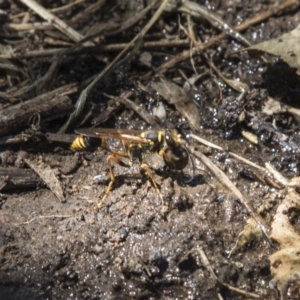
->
[71,128,190,208]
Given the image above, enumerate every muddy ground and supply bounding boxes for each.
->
[0,0,300,299]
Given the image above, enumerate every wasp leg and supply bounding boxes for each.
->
[140,162,164,204]
[96,154,130,209]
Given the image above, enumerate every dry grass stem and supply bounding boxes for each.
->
[19,0,94,45]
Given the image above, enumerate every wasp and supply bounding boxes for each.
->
[71,128,190,209]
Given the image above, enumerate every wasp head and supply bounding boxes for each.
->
[162,130,189,170]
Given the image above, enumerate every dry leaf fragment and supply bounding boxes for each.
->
[151,78,200,131]
[24,158,65,202]
[269,188,300,297]
[244,24,300,73]
[229,217,263,257]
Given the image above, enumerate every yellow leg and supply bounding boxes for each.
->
[95,155,129,209]
[95,159,167,213]
[140,163,164,204]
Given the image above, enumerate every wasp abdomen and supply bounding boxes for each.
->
[71,136,106,150]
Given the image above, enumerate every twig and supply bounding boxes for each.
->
[0,95,72,136]
[0,39,190,59]
[190,133,266,172]
[202,52,249,92]
[19,0,94,45]
[44,37,73,47]
[7,81,78,102]
[11,0,86,20]
[144,0,297,77]
[4,22,53,31]
[0,167,43,190]
[186,145,271,243]
[103,93,160,128]
[178,1,251,47]
[71,0,106,23]
[58,0,168,133]
[107,0,158,36]
[265,163,289,186]
[16,214,72,226]
[194,247,260,298]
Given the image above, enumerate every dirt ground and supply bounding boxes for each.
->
[1,0,300,299]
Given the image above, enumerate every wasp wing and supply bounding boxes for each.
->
[74,128,149,144]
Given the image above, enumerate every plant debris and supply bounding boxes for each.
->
[245,24,300,73]
[0,0,300,299]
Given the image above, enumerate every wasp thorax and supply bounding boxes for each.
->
[128,143,143,162]
[141,130,164,152]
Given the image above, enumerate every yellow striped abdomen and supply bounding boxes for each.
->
[70,136,106,150]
